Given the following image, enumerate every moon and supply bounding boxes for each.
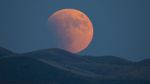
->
[47,9,93,53]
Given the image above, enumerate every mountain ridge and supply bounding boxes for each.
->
[0,46,14,57]
[9,47,150,80]
[0,46,150,83]
[0,56,96,84]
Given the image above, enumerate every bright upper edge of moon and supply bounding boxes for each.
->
[47,9,93,53]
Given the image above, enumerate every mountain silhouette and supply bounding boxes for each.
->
[82,55,133,66]
[0,46,14,57]
[16,48,99,77]
[135,59,150,66]
[0,46,150,84]
[0,56,97,84]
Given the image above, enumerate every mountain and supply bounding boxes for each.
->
[12,48,150,81]
[0,56,97,84]
[135,59,150,66]
[82,55,133,66]
[16,48,100,77]
[0,46,14,57]
[0,47,150,84]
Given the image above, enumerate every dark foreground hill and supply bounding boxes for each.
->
[17,48,99,77]
[16,48,150,80]
[0,46,150,84]
[0,56,97,84]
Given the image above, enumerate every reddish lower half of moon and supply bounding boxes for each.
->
[57,29,93,53]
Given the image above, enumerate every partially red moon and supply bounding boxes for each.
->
[47,9,93,53]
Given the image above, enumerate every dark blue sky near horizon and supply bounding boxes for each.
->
[0,0,150,61]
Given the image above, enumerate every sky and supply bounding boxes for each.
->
[0,0,150,62]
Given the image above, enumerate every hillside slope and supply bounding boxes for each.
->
[0,56,97,84]
[0,46,14,57]
[15,48,150,81]
[1,47,150,83]
[82,55,133,65]
[17,48,100,77]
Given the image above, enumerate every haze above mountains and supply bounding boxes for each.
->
[0,46,150,84]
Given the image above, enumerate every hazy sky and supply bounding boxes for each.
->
[0,0,150,61]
